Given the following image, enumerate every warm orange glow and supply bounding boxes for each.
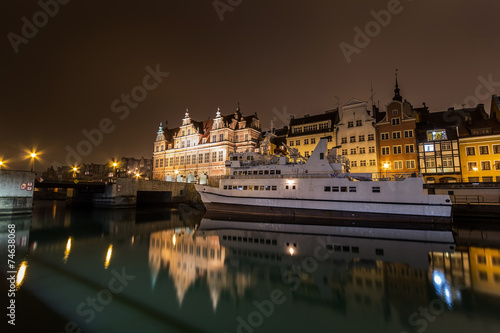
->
[288,247,295,255]
[105,245,113,269]
[135,173,140,178]
[172,234,176,247]
[16,262,28,287]
[63,237,72,263]
[112,162,118,167]
[30,152,36,158]
[73,167,78,172]
[383,163,389,169]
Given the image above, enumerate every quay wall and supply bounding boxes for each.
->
[0,170,35,215]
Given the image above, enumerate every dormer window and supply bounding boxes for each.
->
[426,129,447,141]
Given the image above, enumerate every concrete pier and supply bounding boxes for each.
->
[0,170,35,215]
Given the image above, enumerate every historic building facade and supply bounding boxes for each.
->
[336,99,378,175]
[153,105,261,181]
[457,102,500,183]
[286,110,339,159]
[415,108,462,183]
[375,79,418,177]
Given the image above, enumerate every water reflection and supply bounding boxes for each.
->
[3,202,500,333]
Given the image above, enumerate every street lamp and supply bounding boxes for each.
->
[30,152,37,172]
[0,160,3,170]
[383,163,390,179]
[72,166,78,178]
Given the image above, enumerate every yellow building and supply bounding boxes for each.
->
[457,103,500,182]
[286,110,340,159]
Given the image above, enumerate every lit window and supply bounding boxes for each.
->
[381,133,389,140]
[466,147,475,155]
[424,144,434,152]
[426,129,447,141]
[479,146,489,155]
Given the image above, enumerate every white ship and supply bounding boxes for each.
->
[195,137,452,227]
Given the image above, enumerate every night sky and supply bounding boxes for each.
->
[1,0,499,171]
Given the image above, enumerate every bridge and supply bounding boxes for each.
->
[35,180,106,192]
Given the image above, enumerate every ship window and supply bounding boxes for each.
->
[254,238,259,243]
[264,170,269,175]
[320,153,324,159]
[332,186,339,192]
[260,239,265,244]
[326,245,333,250]
[372,187,380,193]
[232,236,237,241]
[324,186,331,192]
[272,186,277,190]
[292,185,296,190]
[228,185,233,190]
[334,245,341,252]
[343,246,350,252]
[270,170,275,175]
[254,185,259,190]
[272,240,277,245]
[233,171,237,175]
[259,170,264,175]
[285,185,289,189]
[352,246,359,253]
[222,235,227,240]
[266,239,271,245]
[375,248,384,256]
[234,186,238,190]
[249,186,253,190]
[238,186,243,190]
[253,171,258,175]
[243,237,247,242]
[276,170,281,175]
[238,237,242,241]
[265,186,271,191]
[223,185,228,190]
[260,186,265,190]
[349,187,356,192]
[341,187,347,192]
[243,186,248,190]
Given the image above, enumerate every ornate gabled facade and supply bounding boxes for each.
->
[337,99,378,175]
[375,76,418,177]
[153,104,261,181]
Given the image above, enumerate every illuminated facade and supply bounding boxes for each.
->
[286,110,340,159]
[153,105,261,181]
[337,99,378,175]
[416,108,462,183]
[375,79,418,176]
[469,247,500,297]
[457,103,500,183]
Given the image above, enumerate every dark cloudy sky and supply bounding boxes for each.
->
[1,0,499,171]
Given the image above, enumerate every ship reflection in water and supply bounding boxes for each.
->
[5,202,500,333]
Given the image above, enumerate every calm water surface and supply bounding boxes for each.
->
[1,201,500,333]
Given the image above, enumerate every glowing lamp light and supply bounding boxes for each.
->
[172,234,176,247]
[383,163,389,169]
[104,245,113,269]
[63,237,72,263]
[288,247,295,255]
[16,262,28,287]
[30,152,37,158]
[434,274,442,286]
[472,167,478,171]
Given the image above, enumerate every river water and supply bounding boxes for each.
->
[1,200,500,333]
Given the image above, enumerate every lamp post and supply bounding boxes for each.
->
[30,152,37,172]
[72,166,78,178]
[383,163,389,179]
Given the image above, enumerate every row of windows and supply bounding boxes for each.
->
[381,130,413,140]
[382,160,416,169]
[381,145,415,155]
[325,244,360,253]
[423,142,453,152]
[222,234,278,246]
[155,151,225,168]
[233,169,282,175]
[289,137,330,146]
[323,186,381,193]
[292,122,330,134]
[422,157,456,168]
[342,147,376,155]
[465,145,500,156]
[467,161,500,171]
[347,120,364,127]
[477,254,500,266]
[341,134,375,143]
[223,185,278,191]
[212,133,249,143]
[350,160,376,167]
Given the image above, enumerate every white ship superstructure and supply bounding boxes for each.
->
[195,137,452,225]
